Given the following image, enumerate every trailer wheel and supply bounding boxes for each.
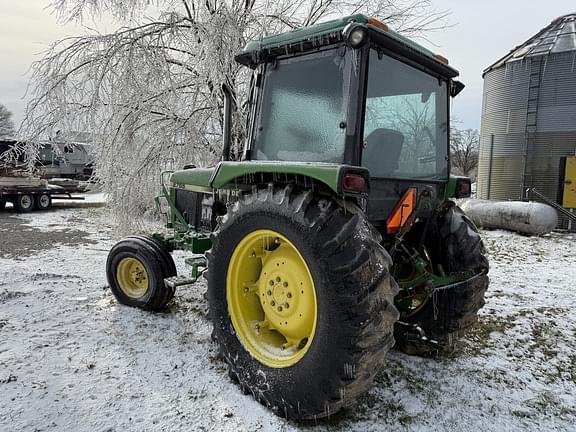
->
[106,236,177,311]
[206,185,399,419]
[15,194,34,212]
[35,194,52,210]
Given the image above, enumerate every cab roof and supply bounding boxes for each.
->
[235,14,459,78]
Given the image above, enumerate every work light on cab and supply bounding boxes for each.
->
[343,23,368,48]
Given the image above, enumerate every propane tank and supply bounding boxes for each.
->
[460,200,558,235]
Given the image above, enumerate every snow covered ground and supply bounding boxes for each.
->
[1,199,575,431]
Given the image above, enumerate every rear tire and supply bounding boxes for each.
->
[15,194,34,212]
[394,202,489,355]
[207,185,399,419]
[106,236,177,311]
[35,194,52,210]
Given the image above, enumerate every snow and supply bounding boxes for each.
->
[1,202,575,431]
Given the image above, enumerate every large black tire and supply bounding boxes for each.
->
[35,193,52,210]
[206,185,399,420]
[106,236,177,311]
[394,202,489,355]
[15,194,34,212]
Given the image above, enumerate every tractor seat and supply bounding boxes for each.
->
[362,128,404,177]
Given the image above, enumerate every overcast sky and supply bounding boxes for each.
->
[1,1,575,132]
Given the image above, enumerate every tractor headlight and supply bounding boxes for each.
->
[343,24,368,48]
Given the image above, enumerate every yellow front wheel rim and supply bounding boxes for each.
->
[116,257,149,299]
[227,229,317,368]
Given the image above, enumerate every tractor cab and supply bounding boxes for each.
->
[233,14,467,229]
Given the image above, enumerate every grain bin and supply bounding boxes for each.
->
[478,13,576,227]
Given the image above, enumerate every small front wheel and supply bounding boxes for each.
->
[35,194,52,210]
[15,194,34,212]
[106,236,177,310]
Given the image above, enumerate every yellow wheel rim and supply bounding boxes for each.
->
[116,257,149,299]
[227,229,317,368]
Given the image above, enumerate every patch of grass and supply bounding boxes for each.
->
[511,409,532,418]
[455,315,517,357]
[535,306,568,316]
[168,296,208,316]
[569,354,576,383]
[524,391,576,418]
[529,321,561,361]
[317,392,409,429]
[399,414,416,425]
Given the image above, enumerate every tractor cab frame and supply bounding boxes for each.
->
[229,15,467,228]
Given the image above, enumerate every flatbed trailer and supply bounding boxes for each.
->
[0,179,87,212]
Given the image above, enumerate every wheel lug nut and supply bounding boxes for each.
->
[269,280,274,286]
[284,303,289,309]
[243,287,249,293]
[266,290,272,296]
[283,282,288,287]
[270,301,276,306]
[287,292,292,298]
[277,306,283,312]
[275,276,281,282]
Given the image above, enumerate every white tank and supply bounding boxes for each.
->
[460,199,558,235]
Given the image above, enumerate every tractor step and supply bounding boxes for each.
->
[164,275,200,289]
[163,256,208,289]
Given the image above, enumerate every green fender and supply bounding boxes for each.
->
[170,161,367,195]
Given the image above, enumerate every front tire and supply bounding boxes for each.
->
[207,185,399,419]
[106,236,177,311]
[394,202,489,355]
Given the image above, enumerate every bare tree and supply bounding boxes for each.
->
[0,104,16,139]
[450,127,479,178]
[13,0,450,229]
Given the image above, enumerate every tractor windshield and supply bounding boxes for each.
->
[362,49,449,180]
[253,48,352,163]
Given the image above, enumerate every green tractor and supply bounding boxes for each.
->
[106,15,488,420]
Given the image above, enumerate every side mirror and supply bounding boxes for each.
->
[450,80,465,98]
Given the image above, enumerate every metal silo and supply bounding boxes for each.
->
[478,13,576,227]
